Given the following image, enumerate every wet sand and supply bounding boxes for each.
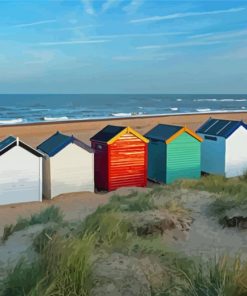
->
[0,111,247,147]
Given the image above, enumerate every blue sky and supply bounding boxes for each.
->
[0,0,247,94]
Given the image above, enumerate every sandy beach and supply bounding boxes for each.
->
[0,111,247,147]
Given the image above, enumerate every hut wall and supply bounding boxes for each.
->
[166,132,201,184]
[198,133,225,176]
[0,146,42,205]
[108,133,147,190]
[225,126,247,177]
[91,141,108,191]
[49,143,94,198]
[148,140,166,183]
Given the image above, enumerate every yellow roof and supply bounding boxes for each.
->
[107,126,149,145]
[166,127,203,144]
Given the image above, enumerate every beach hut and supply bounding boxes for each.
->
[90,125,149,191]
[197,118,247,177]
[145,124,202,184]
[37,132,94,199]
[0,136,43,205]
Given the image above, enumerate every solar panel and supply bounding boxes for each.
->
[206,120,229,136]
[216,121,231,135]
[204,119,219,133]
[217,121,240,137]
[197,118,216,133]
[197,118,242,138]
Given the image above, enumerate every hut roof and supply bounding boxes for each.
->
[0,136,43,157]
[0,136,16,152]
[90,125,126,142]
[196,118,246,138]
[90,125,149,144]
[145,124,202,144]
[37,131,92,157]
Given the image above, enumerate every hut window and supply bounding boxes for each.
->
[205,135,217,141]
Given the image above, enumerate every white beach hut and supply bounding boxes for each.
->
[37,132,94,199]
[197,118,247,177]
[0,136,43,205]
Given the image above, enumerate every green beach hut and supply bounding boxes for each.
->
[145,124,202,184]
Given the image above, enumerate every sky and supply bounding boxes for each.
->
[0,0,247,94]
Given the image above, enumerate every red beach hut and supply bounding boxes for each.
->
[90,125,149,191]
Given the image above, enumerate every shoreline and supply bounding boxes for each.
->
[0,110,247,128]
[0,110,247,147]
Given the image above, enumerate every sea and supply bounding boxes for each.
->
[0,94,246,125]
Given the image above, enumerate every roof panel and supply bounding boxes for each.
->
[90,125,126,143]
[197,118,244,138]
[207,120,228,135]
[37,132,72,156]
[197,118,218,134]
[0,136,16,152]
[145,124,182,141]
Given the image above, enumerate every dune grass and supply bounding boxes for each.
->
[179,175,247,198]
[1,188,247,296]
[0,259,44,296]
[2,206,63,242]
[158,256,247,296]
[178,175,247,220]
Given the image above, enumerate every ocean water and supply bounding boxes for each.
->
[0,94,246,125]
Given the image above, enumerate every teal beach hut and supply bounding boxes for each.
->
[145,124,203,184]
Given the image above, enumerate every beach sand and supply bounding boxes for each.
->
[0,112,247,147]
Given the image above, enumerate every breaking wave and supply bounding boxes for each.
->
[0,118,24,125]
[44,116,69,121]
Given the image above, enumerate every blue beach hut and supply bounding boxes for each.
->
[197,118,247,177]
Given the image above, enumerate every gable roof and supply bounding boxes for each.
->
[145,124,202,144]
[37,131,93,157]
[90,125,149,144]
[0,136,16,152]
[196,118,246,138]
[0,136,43,157]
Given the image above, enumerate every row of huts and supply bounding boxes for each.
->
[0,118,247,205]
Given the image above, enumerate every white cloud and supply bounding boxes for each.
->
[102,0,119,12]
[113,53,171,61]
[188,33,215,39]
[12,19,57,28]
[49,25,99,32]
[25,50,55,64]
[213,46,247,60]
[91,31,187,39]
[136,40,222,50]
[81,0,95,15]
[188,29,247,42]
[37,39,109,46]
[123,0,143,14]
[130,7,245,23]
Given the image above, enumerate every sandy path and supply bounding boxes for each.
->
[0,192,108,237]
[0,187,147,237]
[173,190,247,260]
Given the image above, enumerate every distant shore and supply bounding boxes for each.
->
[0,111,247,147]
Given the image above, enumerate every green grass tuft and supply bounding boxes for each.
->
[32,226,58,253]
[2,206,63,242]
[0,259,44,296]
[179,175,247,219]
